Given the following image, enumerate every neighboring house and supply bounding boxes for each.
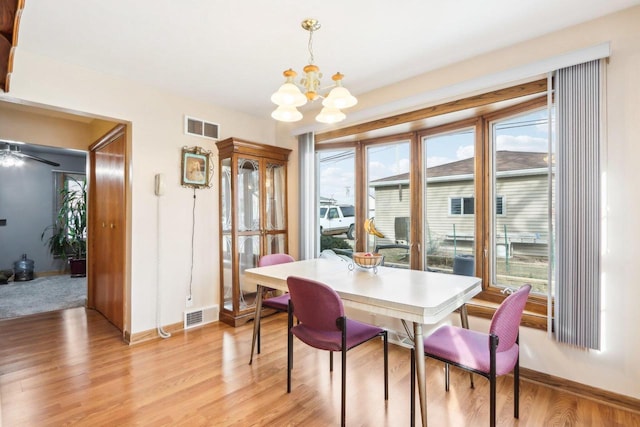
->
[370,151,552,259]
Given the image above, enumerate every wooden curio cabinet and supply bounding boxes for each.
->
[216,137,291,327]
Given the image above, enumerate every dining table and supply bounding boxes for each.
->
[244,257,482,427]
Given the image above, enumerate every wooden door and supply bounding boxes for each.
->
[88,125,126,331]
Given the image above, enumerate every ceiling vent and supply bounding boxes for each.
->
[184,305,218,330]
[185,116,220,140]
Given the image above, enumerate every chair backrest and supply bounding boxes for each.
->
[287,276,344,332]
[258,253,295,267]
[489,284,531,352]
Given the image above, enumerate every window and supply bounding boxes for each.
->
[489,107,553,297]
[366,139,412,267]
[317,148,355,254]
[53,172,86,232]
[313,81,557,328]
[423,127,476,273]
[340,205,355,217]
[450,196,504,215]
[449,196,474,215]
[496,195,505,215]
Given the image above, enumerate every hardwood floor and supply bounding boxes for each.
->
[1,308,639,426]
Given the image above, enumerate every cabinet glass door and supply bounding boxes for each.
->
[220,158,233,312]
[265,161,287,254]
[236,157,261,312]
[237,157,260,232]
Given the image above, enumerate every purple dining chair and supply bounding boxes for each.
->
[286,276,388,427]
[249,253,295,365]
[411,284,531,427]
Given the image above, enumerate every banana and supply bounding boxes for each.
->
[366,217,385,238]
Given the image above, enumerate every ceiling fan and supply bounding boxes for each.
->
[0,142,60,167]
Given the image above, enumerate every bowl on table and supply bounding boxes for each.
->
[351,252,383,272]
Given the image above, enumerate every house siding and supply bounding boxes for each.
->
[372,172,552,258]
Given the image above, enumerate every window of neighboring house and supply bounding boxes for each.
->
[449,196,474,215]
[450,196,504,215]
[496,195,505,215]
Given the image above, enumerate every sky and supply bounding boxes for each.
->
[319,108,552,205]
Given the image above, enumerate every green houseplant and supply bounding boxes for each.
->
[41,177,87,277]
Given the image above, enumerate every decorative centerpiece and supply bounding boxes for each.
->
[349,252,384,274]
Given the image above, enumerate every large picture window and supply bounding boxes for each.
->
[311,79,578,330]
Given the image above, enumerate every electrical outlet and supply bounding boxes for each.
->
[186,295,193,308]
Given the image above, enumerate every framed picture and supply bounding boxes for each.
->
[181,146,212,188]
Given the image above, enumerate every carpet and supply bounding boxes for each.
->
[0,275,87,320]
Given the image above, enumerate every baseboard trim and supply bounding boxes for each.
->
[125,321,184,345]
[520,367,640,414]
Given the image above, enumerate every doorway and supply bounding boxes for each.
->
[0,100,126,329]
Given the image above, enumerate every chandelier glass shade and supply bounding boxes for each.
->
[271,19,357,124]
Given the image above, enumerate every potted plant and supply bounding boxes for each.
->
[41,177,87,277]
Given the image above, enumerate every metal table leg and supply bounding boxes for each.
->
[248,284,264,365]
[414,321,427,427]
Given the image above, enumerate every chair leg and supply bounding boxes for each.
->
[514,352,520,418]
[287,302,294,394]
[489,334,498,427]
[330,351,333,372]
[490,374,496,427]
[445,363,450,392]
[459,305,474,389]
[383,331,388,400]
[341,318,347,427]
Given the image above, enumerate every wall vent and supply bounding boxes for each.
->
[185,116,220,140]
[184,305,218,330]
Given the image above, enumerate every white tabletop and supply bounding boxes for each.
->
[244,258,482,324]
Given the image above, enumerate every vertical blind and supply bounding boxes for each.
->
[555,59,602,349]
[298,132,316,260]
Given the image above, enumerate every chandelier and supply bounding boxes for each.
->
[271,19,357,124]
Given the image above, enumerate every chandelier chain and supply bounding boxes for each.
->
[307,28,315,65]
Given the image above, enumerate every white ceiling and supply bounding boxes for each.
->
[15,0,640,121]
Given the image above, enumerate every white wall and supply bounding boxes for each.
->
[1,49,278,335]
[281,6,640,399]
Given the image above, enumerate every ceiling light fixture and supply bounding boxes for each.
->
[0,144,25,167]
[271,19,357,124]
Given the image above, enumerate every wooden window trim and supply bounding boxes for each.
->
[315,79,547,143]
[475,94,552,330]
[464,298,548,330]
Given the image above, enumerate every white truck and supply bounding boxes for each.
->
[319,205,356,239]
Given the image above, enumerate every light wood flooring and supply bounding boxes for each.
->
[1,307,638,426]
